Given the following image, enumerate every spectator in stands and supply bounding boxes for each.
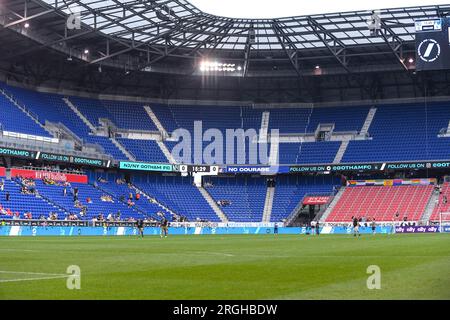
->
[443,195,448,205]
[5,191,10,201]
[63,187,67,197]
[0,179,4,192]
[86,197,92,204]
[135,193,141,201]
[127,199,135,208]
[80,207,87,217]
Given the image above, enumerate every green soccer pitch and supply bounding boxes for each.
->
[0,234,449,300]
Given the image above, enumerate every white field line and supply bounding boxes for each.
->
[0,270,71,283]
[0,249,38,252]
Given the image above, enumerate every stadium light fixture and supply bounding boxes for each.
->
[315,65,320,69]
[24,22,30,28]
[408,58,414,64]
[199,61,241,73]
[84,49,89,54]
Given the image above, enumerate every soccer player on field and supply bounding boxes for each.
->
[160,217,169,238]
[353,216,361,237]
[371,218,376,235]
[136,219,144,238]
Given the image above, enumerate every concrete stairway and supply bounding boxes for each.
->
[262,186,275,222]
[144,106,169,138]
[63,97,97,133]
[319,187,346,222]
[197,186,229,223]
[156,140,176,164]
[360,107,377,136]
[333,140,349,164]
[420,190,440,224]
[259,111,270,142]
[0,88,54,137]
[110,137,136,161]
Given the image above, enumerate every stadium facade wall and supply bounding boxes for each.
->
[1,225,443,237]
[10,168,88,184]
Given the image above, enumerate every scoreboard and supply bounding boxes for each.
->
[415,18,450,71]
[173,164,219,174]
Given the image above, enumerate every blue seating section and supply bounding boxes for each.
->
[342,103,450,162]
[268,106,369,134]
[2,84,128,160]
[271,175,339,222]
[70,97,157,131]
[278,142,341,164]
[34,181,142,220]
[2,81,450,165]
[0,94,50,137]
[134,175,220,222]
[95,181,167,220]
[0,180,65,219]
[117,138,168,163]
[204,176,267,222]
[86,136,128,160]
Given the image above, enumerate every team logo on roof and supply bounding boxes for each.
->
[418,39,441,63]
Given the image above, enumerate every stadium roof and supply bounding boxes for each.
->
[36,0,447,51]
[0,1,449,79]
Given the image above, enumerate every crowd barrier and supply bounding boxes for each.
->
[1,225,447,236]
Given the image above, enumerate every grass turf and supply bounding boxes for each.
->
[0,234,449,300]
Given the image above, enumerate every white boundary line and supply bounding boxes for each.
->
[0,270,70,283]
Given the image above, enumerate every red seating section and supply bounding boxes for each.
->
[430,183,450,221]
[326,185,433,222]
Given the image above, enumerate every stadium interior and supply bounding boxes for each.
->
[0,1,449,228]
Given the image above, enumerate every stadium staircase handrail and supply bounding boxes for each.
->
[93,183,158,220]
[130,184,179,218]
[9,179,72,216]
[311,191,339,221]
[0,88,41,124]
[285,194,308,226]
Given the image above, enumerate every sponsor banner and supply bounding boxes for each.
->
[347,178,436,187]
[0,226,301,236]
[0,167,5,177]
[0,225,409,236]
[69,156,109,167]
[289,163,380,173]
[385,161,450,170]
[10,168,88,184]
[443,226,450,233]
[0,147,36,159]
[222,166,290,174]
[0,147,109,167]
[394,226,440,233]
[303,196,330,205]
[119,161,173,172]
[39,152,110,167]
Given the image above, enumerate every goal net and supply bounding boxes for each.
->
[439,212,450,233]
